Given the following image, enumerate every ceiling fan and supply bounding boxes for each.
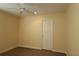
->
[17,3,38,15]
[0,3,39,15]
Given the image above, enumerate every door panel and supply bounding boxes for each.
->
[43,17,53,50]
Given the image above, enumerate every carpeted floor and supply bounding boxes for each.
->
[0,47,66,56]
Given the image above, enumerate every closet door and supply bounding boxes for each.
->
[43,17,53,50]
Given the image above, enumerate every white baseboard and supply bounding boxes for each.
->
[66,49,71,56]
[52,49,67,54]
[18,45,42,50]
[18,45,67,55]
[0,46,17,54]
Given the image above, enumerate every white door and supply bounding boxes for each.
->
[43,17,53,50]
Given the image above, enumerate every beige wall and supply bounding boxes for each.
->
[19,15,43,49]
[0,11,19,52]
[19,13,66,51]
[67,4,79,55]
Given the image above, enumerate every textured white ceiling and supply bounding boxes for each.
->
[0,3,69,16]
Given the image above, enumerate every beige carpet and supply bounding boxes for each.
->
[0,47,66,56]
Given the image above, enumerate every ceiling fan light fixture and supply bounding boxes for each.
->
[20,8,25,12]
